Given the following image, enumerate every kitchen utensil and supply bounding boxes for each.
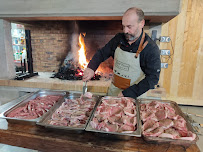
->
[83,81,87,95]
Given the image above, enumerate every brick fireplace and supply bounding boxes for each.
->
[0,0,181,79]
[24,20,123,74]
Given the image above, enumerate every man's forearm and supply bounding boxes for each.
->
[122,74,159,99]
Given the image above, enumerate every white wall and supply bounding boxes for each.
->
[0,20,15,79]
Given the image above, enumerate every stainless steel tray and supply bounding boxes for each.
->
[138,98,198,146]
[0,90,66,125]
[85,96,141,139]
[37,93,101,132]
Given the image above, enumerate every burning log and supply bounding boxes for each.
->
[51,33,101,80]
[51,60,101,80]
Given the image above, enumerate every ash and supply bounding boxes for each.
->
[50,59,101,80]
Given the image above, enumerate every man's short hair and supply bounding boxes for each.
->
[125,7,145,22]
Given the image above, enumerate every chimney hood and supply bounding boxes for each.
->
[0,0,181,23]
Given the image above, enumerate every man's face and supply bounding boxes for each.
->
[122,13,144,42]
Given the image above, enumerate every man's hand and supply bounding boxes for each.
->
[83,68,95,81]
[118,91,124,97]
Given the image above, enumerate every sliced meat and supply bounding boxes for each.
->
[142,111,158,122]
[50,120,68,126]
[173,115,187,131]
[50,97,95,127]
[155,109,167,121]
[108,115,121,124]
[90,118,99,129]
[141,100,196,141]
[97,121,106,130]
[103,123,119,132]
[142,119,159,132]
[118,124,135,133]
[7,95,61,119]
[102,98,119,106]
[83,92,93,98]
[91,96,137,133]
[159,119,174,129]
[177,129,188,137]
[123,106,136,117]
[179,131,196,141]
[140,104,146,111]
[122,115,137,126]
[143,127,164,137]
[162,128,180,139]
[159,133,175,139]
[110,106,122,116]
[7,107,26,117]
[146,101,159,112]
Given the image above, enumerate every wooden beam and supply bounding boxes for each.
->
[178,0,200,97]
[170,0,188,97]
[192,0,203,100]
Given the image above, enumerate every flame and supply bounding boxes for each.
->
[78,33,88,70]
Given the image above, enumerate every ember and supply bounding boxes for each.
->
[51,64,101,80]
[51,32,101,80]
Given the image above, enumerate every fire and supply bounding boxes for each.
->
[78,33,88,70]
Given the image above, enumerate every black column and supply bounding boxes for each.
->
[25,30,33,74]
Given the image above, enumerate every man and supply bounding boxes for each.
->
[83,7,161,99]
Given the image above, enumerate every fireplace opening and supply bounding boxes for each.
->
[23,20,123,80]
[51,32,101,80]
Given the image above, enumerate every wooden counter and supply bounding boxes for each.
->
[0,90,199,151]
[0,120,200,152]
[0,72,165,99]
[0,72,111,94]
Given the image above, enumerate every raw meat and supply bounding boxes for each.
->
[141,100,196,141]
[7,95,61,119]
[159,119,174,129]
[142,119,159,133]
[159,128,180,139]
[179,131,196,141]
[49,97,95,127]
[83,92,93,98]
[155,109,167,121]
[143,127,164,137]
[90,97,137,133]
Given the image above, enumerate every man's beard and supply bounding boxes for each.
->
[124,33,138,41]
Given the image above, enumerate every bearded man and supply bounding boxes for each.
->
[83,7,161,99]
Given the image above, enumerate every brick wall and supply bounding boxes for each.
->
[25,21,73,72]
[25,21,122,73]
[79,21,122,73]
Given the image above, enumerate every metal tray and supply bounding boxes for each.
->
[37,92,101,132]
[138,99,198,146]
[85,96,142,139]
[0,90,66,125]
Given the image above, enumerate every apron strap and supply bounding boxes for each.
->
[135,32,148,58]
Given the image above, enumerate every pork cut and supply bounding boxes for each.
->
[141,100,196,141]
[7,95,61,119]
[159,119,174,129]
[90,97,137,133]
[143,127,164,137]
[49,97,95,127]
[142,119,159,133]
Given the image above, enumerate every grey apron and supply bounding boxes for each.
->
[108,32,148,98]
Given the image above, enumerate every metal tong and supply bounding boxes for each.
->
[83,81,87,95]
